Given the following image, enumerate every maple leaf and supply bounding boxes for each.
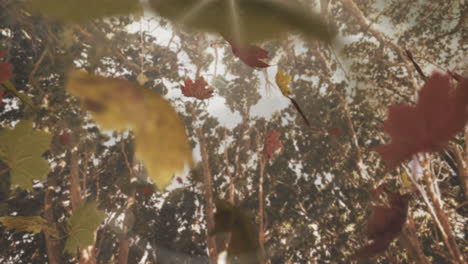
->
[59,130,71,145]
[64,201,106,255]
[0,51,13,83]
[0,120,52,190]
[351,186,410,260]
[210,200,263,264]
[375,72,468,170]
[263,130,282,161]
[228,40,269,68]
[66,70,193,190]
[180,77,214,100]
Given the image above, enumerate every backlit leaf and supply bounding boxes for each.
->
[181,77,215,100]
[0,216,50,234]
[375,72,468,170]
[66,70,192,190]
[149,0,335,43]
[0,120,52,190]
[25,0,140,22]
[263,130,282,161]
[64,201,106,255]
[228,40,269,68]
[275,70,292,96]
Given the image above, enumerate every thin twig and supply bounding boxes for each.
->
[405,49,427,79]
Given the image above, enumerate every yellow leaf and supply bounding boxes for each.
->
[400,171,413,189]
[66,71,193,190]
[0,216,54,235]
[275,70,292,97]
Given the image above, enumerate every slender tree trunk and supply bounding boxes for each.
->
[399,216,430,264]
[197,127,218,264]
[256,130,267,263]
[44,171,62,264]
[422,162,465,264]
[70,151,97,264]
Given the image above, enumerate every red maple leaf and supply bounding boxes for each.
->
[0,51,13,83]
[176,177,183,184]
[351,186,410,260]
[139,185,154,196]
[375,72,468,170]
[227,40,269,68]
[59,130,71,145]
[263,130,282,160]
[180,77,214,100]
[328,127,342,136]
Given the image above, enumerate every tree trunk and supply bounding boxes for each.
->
[197,127,218,264]
[256,130,267,263]
[44,171,62,264]
[399,216,430,264]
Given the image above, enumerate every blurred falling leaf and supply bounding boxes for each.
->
[66,70,192,190]
[149,0,335,43]
[263,130,282,161]
[0,216,58,237]
[351,186,409,260]
[0,50,13,82]
[275,70,292,96]
[0,120,52,190]
[211,200,263,264]
[25,0,141,22]
[228,40,269,68]
[64,201,106,255]
[180,77,214,100]
[399,171,412,189]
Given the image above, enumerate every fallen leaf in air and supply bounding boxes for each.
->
[59,130,71,145]
[0,51,13,83]
[228,40,269,68]
[25,0,141,22]
[374,72,468,170]
[263,130,282,161]
[181,77,214,100]
[66,70,193,190]
[149,0,335,43]
[0,120,52,190]
[275,70,310,126]
[64,201,106,255]
[276,70,292,96]
[0,216,57,237]
[210,200,263,264]
[351,186,409,260]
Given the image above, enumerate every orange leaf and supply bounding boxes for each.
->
[228,40,269,68]
[263,130,282,160]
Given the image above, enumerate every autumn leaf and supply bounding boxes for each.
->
[374,72,468,170]
[0,216,58,238]
[138,185,154,196]
[149,0,335,43]
[329,128,342,136]
[25,0,141,22]
[59,130,71,145]
[228,40,269,68]
[0,120,52,190]
[275,70,292,96]
[180,77,214,100]
[0,51,13,83]
[64,201,106,255]
[210,200,263,264]
[263,130,282,161]
[351,186,410,260]
[66,70,193,190]
[275,70,310,126]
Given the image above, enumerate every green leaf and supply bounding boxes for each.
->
[66,70,193,190]
[149,0,335,43]
[25,0,141,22]
[64,201,106,255]
[0,120,52,190]
[0,216,48,233]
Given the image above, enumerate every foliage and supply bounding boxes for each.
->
[0,216,58,237]
[181,77,214,100]
[64,201,106,255]
[228,40,270,68]
[0,51,12,82]
[0,120,52,190]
